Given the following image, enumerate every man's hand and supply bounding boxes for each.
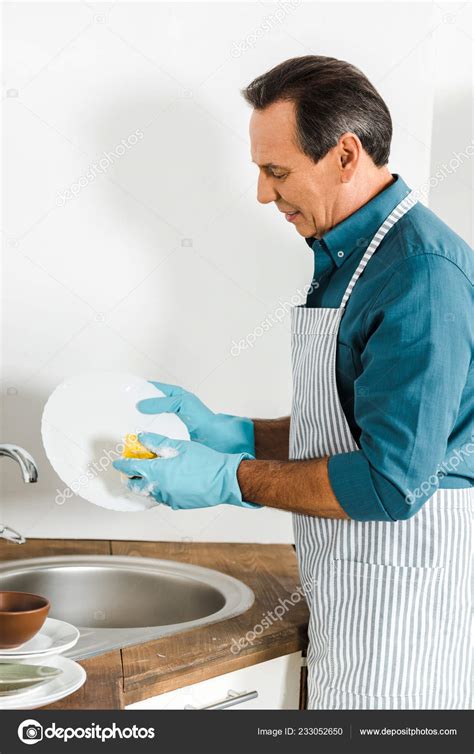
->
[137,381,255,456]
[112,431,262,511]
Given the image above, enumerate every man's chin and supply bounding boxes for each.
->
[293,221,314,237]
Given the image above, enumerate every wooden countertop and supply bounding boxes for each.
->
[0,539,309,709]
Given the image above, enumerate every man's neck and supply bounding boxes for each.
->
[315,168,396,240]
[363,168,396,203]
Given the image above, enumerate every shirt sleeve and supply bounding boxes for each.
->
[328,253,473,521]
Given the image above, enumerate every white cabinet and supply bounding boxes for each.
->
[125,651,303,710]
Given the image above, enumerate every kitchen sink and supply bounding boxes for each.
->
[0,555,255,660]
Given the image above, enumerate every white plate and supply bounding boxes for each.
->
[41,371,190,511]
[0,618,80,659]
[0,654,86,709]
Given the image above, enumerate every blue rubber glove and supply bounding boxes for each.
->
[112,431,262,510]
[136,381,255,457]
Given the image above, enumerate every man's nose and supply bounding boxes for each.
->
[257,173,278,204]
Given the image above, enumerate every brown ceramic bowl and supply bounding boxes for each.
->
[0,592,50,649]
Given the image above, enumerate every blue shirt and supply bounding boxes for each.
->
[304,174,473,521]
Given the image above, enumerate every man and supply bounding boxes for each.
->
[114,56,473,710]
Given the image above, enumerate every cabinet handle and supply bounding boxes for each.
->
[184,689,258,710]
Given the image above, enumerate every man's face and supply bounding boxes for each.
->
[249,99,343,238]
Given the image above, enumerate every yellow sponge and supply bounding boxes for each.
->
[122,433,157,459]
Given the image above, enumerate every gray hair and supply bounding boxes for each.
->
[241,55,392,167]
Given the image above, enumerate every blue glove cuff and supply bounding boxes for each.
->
[217,414,255,457]
[239,416,255,457]
[225,451,262,509]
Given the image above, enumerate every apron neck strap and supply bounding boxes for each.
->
[340,190,418,310]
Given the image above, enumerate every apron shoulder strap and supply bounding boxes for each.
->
[340,190,418,309]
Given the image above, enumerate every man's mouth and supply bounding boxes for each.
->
[284,210,301,223]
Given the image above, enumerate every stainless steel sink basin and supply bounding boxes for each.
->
[0,555,254,660]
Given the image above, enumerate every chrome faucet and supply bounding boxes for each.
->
[0,444,38,544]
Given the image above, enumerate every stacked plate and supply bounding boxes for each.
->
[0,618,85,709]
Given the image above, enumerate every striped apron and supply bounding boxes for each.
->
[289,191,473,709]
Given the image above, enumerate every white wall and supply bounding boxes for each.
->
[1,1,467,544]
[429,0,473,245]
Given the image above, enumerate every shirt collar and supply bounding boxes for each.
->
[304,174,412,267]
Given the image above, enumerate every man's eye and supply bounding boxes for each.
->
[272,173,287,180]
